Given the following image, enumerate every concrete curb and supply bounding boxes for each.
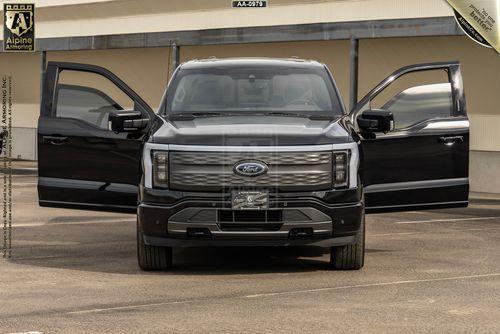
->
[469,192,500,202]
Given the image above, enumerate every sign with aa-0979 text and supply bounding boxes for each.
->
[232,1,267,8]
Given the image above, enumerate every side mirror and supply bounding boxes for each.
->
[357,109,394,133]
[109,111,149,133]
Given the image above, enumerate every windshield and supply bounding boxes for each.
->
[164,65,343,118]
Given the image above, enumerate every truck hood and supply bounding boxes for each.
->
[151,115,351,146]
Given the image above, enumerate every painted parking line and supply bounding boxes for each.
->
[67,300,193,315]
[369,226,500,237]
[394,216,500,224]
[369,231,423,237]
[243,273,500,298]
[65,273,500,315]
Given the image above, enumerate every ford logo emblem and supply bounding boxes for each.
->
[234,161,268,177]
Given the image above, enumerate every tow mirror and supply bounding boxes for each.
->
[357,109,394,133]
[109,111,149,133]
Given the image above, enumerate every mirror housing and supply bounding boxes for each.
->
[109,111,148,133]
[357,109,394,133]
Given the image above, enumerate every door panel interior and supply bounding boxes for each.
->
[352,62,469,212]
[38,62,154,212]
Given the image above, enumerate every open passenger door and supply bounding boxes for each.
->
[38,62,154,212]
[351,62,469,212]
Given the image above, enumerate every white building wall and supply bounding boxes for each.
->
[0,0,453,39]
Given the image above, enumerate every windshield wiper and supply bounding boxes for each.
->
[168,111,336,121]
[167,112,224,120]
[265,112,303,117]
[265,112,335,120]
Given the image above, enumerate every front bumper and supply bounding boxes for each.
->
[138,189,363,247]
[143,234,358,247]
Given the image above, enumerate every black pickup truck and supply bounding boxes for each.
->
[37,58,469,270]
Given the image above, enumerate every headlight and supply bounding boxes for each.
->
[152,150,169,189]
[333,151,349,188]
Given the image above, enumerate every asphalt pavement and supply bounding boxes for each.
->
[0,163,499,333]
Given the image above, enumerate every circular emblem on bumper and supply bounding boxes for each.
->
[234,161,268,177]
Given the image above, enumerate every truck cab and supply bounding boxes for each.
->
[37,58,469,270]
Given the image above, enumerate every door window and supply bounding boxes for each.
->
[363,69,453,130]
[381,83,452,129]
[55,70,135,130]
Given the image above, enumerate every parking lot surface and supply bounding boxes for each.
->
[0,166,499,333]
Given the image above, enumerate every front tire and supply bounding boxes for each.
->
[137,219,173,271]
[330,210,365,270]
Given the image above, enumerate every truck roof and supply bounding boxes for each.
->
[180,57,324,70]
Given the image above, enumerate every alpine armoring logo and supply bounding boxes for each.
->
[3,4,35,52]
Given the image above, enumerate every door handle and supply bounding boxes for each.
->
[438,136,463,146]
[43,135,68,145]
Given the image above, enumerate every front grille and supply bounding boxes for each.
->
[172,172,331,187]
[218,210,283,223]
[169,151,332,191]
[219,223,283,232]
[172,152,332,165]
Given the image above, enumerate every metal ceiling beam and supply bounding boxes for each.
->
[0,16,463,52]
[171,42,180,70]
[349,38,359,111]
